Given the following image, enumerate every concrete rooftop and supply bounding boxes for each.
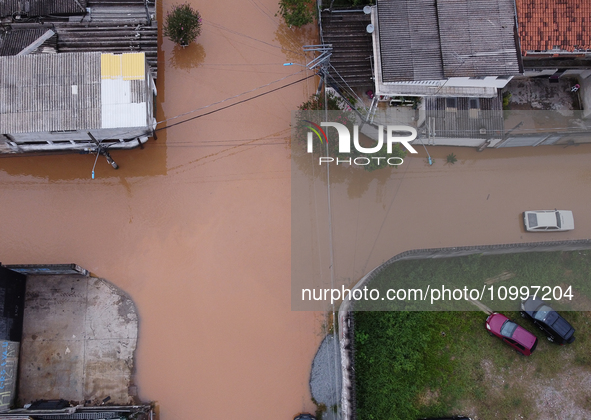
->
[18,274,138,406]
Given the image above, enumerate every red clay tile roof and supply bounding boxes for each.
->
[516,0,591,53]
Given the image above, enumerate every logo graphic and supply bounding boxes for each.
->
[304,120,328,148]
[305,122,418,167]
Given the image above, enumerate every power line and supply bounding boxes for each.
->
[203,20,305,56]
[156,69,308,125]
[156,73,317,132]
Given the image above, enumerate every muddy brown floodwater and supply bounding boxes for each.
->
[2,1,591,419]
[0,0,323,419]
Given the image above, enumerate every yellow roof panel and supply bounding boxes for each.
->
[101,54,121,79]
[122,53,145,80]
[101,53,145,80]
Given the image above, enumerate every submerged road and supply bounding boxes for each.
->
[2,1,591,419]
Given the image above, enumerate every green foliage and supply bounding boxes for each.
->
[163,3,202,46]
[355,311,459,420]
[278,0,315,27]
[446,153,457,164]
[298,94,343,112]
[502,91,512,110]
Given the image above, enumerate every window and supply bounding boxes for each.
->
[496,75,512,80]
[445,97,457,109]
[469,98,479,109]
[500,320,518,338]
[470,76,487,80]
[534,306,553,322]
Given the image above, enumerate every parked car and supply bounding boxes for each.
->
[294,414,316,420]
[523,210,574,232]
[521,296,575,344]
[485,312,538,356]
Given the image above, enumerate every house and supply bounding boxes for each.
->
[369,0,523,100]
[0,0,87,20]
[0,51,157,153]
[515,0,591,80]
[0,0,158,79]
[0,263,153,415]
[0,1,158,155]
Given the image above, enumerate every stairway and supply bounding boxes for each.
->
[321,10,374,88]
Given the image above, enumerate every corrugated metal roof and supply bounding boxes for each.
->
[101,53,145,80]
[121,52,145,80]
[0,51,148,133]
[425,94,504,138]
[437,0,520,77]
[377,0,520,82]
[0,0,87,18]
[101,53,121,80]
[378,0,443,82]
[0,28,47,56]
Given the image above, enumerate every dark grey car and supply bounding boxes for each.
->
[520,296,575,344]
[294,414,316,420]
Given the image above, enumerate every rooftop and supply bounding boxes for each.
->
[376,0,521,82]
[0,1,158,79]
[424,94,504,139]
[321,10,373,88]
[0,27,56,55]
[0,52,151,134]
[516,0,591,53]
[0,0,87,18]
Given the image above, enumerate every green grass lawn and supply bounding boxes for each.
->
[355,250,591,311]
[353,251,591,419]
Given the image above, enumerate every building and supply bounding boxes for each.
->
[515,0,591,80]
[0,51,156,153]
[369,0,523,100]
[0,1,158,156]
[516,0,590,58]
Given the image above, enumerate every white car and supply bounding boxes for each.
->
[523,210,574,232]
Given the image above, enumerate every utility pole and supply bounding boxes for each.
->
[87,132,119,179]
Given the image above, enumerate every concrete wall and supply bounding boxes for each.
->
[8,127,152,143]
[580,73,591,118]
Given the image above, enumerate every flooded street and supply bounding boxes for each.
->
[1,0,322,418]
[2,1,591,419]
[292,143,591,309]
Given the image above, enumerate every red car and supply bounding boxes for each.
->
[485,313,538,356]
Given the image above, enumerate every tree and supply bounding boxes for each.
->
[163,3,202,47]
[278,0,315,27]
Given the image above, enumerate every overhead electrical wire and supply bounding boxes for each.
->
[156,73,317,132]
[156,69,309,126]
[203,20,305,56]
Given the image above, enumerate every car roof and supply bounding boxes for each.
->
[512,325,537,348]
[533,211,558,228]
[523,295,545,312]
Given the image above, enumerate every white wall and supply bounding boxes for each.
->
[8,127,152,143]
[444,76,513,89]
